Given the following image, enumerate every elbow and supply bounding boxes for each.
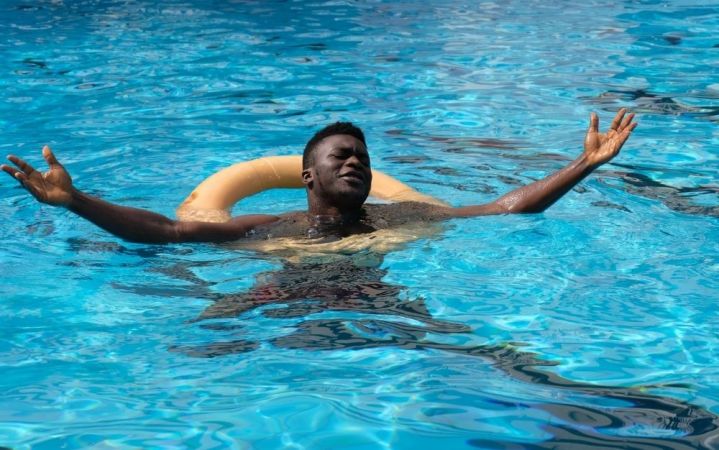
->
[499,195,549,214]
[122,223,182,244]
[506,204,546,214]
[170,221,194,243]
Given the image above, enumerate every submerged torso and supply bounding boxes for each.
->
[230,201,452,261]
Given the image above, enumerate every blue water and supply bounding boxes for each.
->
[1,0,719,448]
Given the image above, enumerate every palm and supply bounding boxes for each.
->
[583,109,637,167]
[26,163,72,204]
[2,146,74,206]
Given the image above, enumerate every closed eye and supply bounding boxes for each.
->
[332,149,351,159]
[333,147,369,165]
[334,148,364,158]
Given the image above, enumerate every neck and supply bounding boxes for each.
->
[307,197,362,225]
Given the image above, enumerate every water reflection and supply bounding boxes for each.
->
[158,253,719,448]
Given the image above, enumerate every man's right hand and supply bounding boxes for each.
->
[1,146,74,206]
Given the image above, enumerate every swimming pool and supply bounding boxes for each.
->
[1,0,718,448]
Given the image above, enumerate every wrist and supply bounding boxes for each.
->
[66,188,84,209]
[576,153,598,172]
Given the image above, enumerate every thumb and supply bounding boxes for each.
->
[588,112,598,133]
[42,145,61,167]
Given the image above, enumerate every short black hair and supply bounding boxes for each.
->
[302,122,366,169]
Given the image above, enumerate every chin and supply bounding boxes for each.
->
[337,189,369,209]
[346,193,369,208]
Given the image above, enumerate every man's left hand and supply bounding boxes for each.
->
[583,108,637,167]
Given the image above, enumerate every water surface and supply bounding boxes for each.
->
[1,1,718,448]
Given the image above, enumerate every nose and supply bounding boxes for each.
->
[345,154,363,168]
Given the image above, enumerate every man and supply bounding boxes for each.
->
[1,109,636,243]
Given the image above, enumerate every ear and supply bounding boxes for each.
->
[301,168,313,187]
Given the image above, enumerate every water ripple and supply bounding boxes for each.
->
[2,0,719,448]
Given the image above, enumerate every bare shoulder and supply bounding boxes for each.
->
[242,211,312,239]
[362,202,453,228]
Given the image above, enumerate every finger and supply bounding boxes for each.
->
[12,171,43,198]
[626,121,638,135]
[42,145,61,167]
[7,170,30,191]
[588,112,598,132]
[14,171,29,184]
[1,164,19,179]
[617,121,638,145]
[7,155,36,176]
[619,112,635,131]
[609,108,627,130]
[1,164,35,193]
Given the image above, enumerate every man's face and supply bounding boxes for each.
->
[305,134,372,209]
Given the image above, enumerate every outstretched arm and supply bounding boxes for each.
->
[2,147,279,243]
[450,109,637,217]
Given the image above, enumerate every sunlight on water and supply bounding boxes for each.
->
[1,0,718,448]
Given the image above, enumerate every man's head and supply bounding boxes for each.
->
[301,122,372,215]
[302,122,366,170]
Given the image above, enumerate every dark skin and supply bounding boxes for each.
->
[1,109,637,243]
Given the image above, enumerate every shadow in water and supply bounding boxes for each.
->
[162,255,719,449]
[584,88,719,121]
[609,169,719,218]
